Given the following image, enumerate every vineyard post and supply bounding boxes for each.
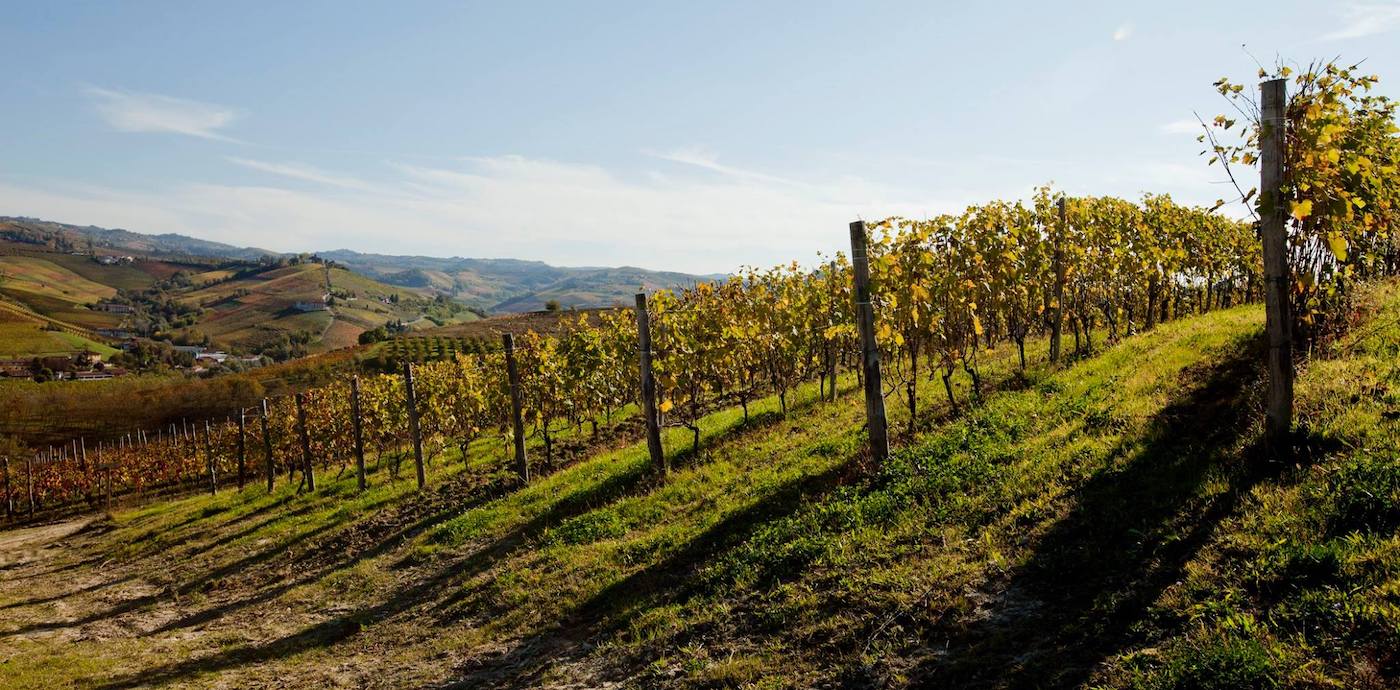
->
[260,399,274,493]
[236,410,247,489]
[203,420,217,494]
[295,393,316,492]
[502,334,529,483]
[849,221,890,463]
[97,443,110,509]
[26,453,35,519]
[828,260,839,402]
[403,363,426,489]
[1260,77,1295,452]
[633,294,666,473]
[351,376,367,491]
[79,437,91,505]
[1050,197,1067,364]
[2,456,10,521]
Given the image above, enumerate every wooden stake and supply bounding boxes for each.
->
[634,294,665,473]
[237,410,247,489]
[502,334,529,482]
[26,453,34,519]
[403,363,426,489]
[1260,77,1295,453]
[850,220,890,464]
[1050,197,1067,364]
[351,376,367,491]
[2,456,11,521]
[203,420,217,494]
[260,399,274,493]
[295,393,316,492]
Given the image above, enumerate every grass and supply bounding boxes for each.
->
[1,286,1398,689]
[0,256,117,303]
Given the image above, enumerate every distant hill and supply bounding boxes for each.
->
[2,216,725,314]
[0,218,476,360]
[320,249,724,313]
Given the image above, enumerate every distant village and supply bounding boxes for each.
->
[0,341,263,381]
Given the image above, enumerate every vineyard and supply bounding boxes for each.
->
[6,64,1400,518]
[0,188,1301,519]
[1,64,1399,689]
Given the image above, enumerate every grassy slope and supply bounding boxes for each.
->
[182,265,470,349]
[0,305,119,358]
[1,288,1397,689]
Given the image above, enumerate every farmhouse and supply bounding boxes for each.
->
[293,297,330,312]
[0,359,32,378]
[95,302,134,314]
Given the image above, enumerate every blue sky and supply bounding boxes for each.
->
[2,1,1398,273]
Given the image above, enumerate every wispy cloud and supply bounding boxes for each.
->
[2,148,1234,273]
[85,86,240,141]
[226,157,375,191]
[1320,1,1400,40]
[0,155,950,273]
[1112,23,1133,41]
[1160,118,1202,135]
[645,147,808,187]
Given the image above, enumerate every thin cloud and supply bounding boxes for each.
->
[645,146,809,187]
[226,157,375,192]
[1320,1,1400,40]
[85,86,241,141]
[0,156,947,273]
[1,151,1234,274]
[1160,118,1202,135]
[1113,23,1133,41]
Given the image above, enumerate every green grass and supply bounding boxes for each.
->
[0,320,118,357]
[0,255,117,303]
[1,286,1398,689]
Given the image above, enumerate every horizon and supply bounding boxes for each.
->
[4,1,1399,274]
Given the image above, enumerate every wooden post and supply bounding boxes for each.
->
[828,260,839,402]
[633,294,666,473]
[1260,77,1294,452]
[203,420,217,494]
[236,410,247,489]
[350,377,367,491]
[2,456,11,521]
[403,363,426,489]
[849,221,890,463]
[502,334,529,482]
[260,399,274,492]
[1050,197,1067,364]
[97,443,110,509]
[79,437,91,505]
[26,453,35,519]
[295,393,316,492]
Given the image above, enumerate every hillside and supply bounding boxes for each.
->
[2,217,723,316]
[0,223,481,359]
[2,284,1396,688]
[172,262,477,353]
[321,250,721,313]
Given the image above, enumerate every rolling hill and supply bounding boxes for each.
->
[2,217,724,315]
[0,226,475,359]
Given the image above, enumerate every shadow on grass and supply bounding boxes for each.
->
[905,332,1296,688]
[84,396,854,689]
[439,455,859,689]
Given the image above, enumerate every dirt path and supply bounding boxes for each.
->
[0,517,93,572]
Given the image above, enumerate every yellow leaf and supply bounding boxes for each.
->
[1325,232,1348,262]
[1289,199,1313,221]
[659,399,674,413]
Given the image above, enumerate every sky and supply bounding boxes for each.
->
[2,1,1399,274]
